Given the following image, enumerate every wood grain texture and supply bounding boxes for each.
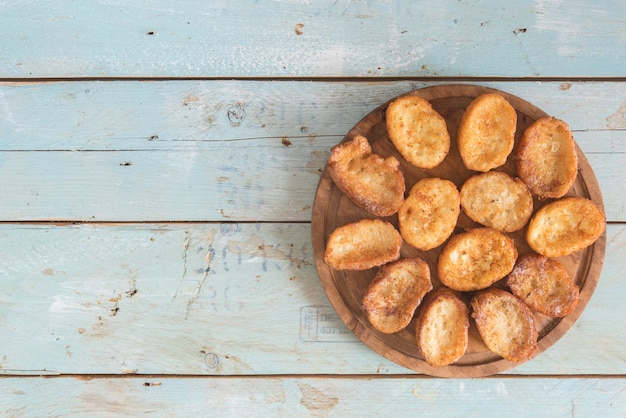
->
[1,1,625,78]
[0,136,621,222]
[1,376,625,417]
[0,223,624,376]
[0,80,624,222]
[1,80,625,150]
[0,0,624,413]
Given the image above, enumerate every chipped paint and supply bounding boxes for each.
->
[297,383,339,412]
[606,98,626,129]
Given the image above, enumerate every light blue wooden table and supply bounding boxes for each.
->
[1,1,625,416]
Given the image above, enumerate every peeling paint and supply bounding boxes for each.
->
[606,98,626,129]
[297,383,338,412]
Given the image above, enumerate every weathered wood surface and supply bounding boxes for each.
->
[2,80,625,149]
[1,80,624,222]
[1,376,625,417]
[0,222,624,376]
[2,0,626,415]
[1,78,625,413]
[1,1,625,78]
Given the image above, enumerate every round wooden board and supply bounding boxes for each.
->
[311,84,606,377]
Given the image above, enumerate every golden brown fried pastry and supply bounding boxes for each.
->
[415,287,469,367]
[328,135,405,217]
[507,254,579,317]
[460,171,533,232]
[526,196,605,257]
[438,228,518,291]
[398,178,460,251]
[324,219,402,270]
[471,288,538,362]
[516,117,578,199]
[362,258,432,334]
[458,93,517,172]
[386,95,450,169]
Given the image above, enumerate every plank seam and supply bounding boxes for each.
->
[1,373,625,380]
[0,220,314,226]
[2,76,626,83]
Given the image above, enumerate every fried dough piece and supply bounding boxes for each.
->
[507,254,579,317]
[516,117,578,199]
[362,258,433,334]
[398,178,460,251]
[458,93,517,172]
[460,171,533,232]
[471,288,538,362]
[328,135,405,216]
[416,287,469,367]
[526,196,605,257]
[438,228,518,291]
[324,219,402,270]
[386,95,450,169]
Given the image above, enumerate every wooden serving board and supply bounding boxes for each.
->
[311,84,606,377]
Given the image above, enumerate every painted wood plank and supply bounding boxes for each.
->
[1,1,625,78]
[1,80,624,222]
[0,133,621,223]
[1,376,625,417]
[0,223,624,376]
[0,143,329,222]
[1,80,625,151]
